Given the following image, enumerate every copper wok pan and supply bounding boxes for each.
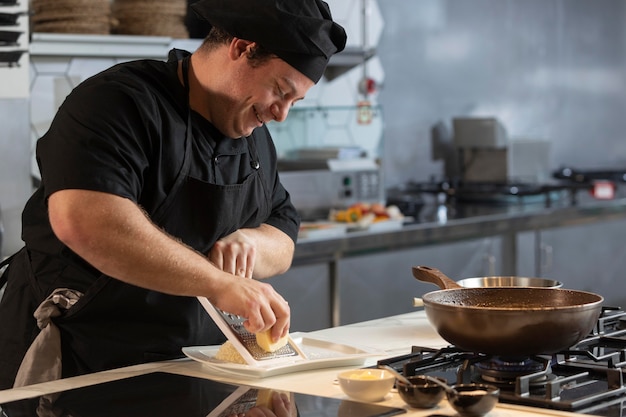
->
[412,266,604,357]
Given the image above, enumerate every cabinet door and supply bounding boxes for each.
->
[266,263,331,332]
[337,237,501,325]
[521,219,626,308]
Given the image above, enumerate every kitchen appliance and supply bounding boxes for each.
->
[400,117,559,210]
[448,117,552,183]
[390,179,591,211]
[453,117,507,149]
[552,167,626,201]
[453,140,552,183]
[0,371,406,417]
[376,306,626,416]
[279,156,384,220]
[554,167,626,184]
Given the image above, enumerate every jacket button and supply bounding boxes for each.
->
[251,161,260,170]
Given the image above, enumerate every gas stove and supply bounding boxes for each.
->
[553,167,626,184]
[377,307,626,416]
[387,167,626,219]
[395,179,587,205]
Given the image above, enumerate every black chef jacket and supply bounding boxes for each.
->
[0,49,300,388]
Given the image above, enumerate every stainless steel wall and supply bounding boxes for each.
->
[377,0,626,187]
[0,99,31,257]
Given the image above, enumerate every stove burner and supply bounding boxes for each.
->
[399,178,591,207]
[554,167,626,183]
[618,317,626,331]
[474,357,549,383]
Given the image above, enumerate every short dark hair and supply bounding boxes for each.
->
[200,26,276,67]
[202,26,232,48]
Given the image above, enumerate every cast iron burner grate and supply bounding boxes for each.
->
[377,307,626,416]
[400,179,592,207]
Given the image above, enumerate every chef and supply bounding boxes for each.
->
[0,0,346,389]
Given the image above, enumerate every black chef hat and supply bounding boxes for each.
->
[190,0,347,83]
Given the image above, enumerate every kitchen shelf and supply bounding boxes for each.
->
[325,46,376,80]
[29,33,375,79]
[29,33,200,59]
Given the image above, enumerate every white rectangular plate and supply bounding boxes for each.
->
[298,221,348,240]
[182,335,383,378]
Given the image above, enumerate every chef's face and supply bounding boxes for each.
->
[218,42,315,138]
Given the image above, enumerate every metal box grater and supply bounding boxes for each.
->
[197,297,307,366]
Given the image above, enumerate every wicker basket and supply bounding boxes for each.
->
[31,0,111,34]
[111,0,189,38]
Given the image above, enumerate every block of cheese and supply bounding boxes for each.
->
[255,329,289,353]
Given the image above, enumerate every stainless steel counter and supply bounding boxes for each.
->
[294,194,626,265]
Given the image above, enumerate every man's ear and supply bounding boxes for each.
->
[229,38,255,60]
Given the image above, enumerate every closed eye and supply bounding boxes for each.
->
[276,83,286,100]
[276,76,306,106]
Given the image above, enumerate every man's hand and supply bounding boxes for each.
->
[211,275,290,339]
[209,229,256,278]
[209,224,295,280]
[208,228,292,340]
[232,391,295,417]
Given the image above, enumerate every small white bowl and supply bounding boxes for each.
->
[337,369,395,402]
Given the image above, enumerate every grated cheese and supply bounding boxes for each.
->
[214,340,246,364]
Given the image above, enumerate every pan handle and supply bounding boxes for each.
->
[412,297,424,307]
[411,266,462,290]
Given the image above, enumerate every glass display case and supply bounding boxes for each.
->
[266,104,383,164]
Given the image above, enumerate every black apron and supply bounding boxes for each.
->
[0,52,272,388]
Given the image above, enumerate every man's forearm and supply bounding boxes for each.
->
[244,224,295,279]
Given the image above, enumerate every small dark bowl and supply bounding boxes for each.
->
[396,375,446,409]
[447,383,499,417]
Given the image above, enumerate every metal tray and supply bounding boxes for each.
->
[0,13,22,26]
[0,30,21,45]
[0,50,25,67]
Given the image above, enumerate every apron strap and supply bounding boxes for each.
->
[152,55,194,224]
